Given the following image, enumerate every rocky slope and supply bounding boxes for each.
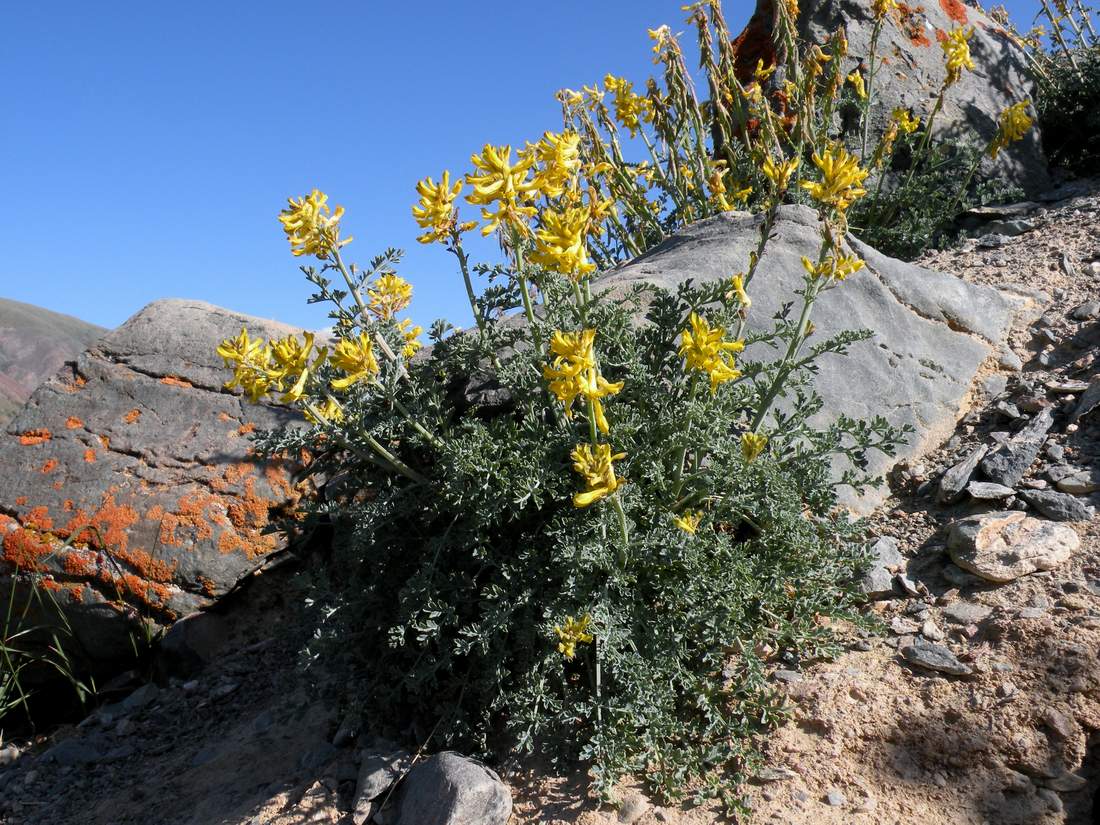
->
[0,298,106,426]
[1,182,1099,824]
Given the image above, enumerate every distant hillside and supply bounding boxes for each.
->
[0,298,107,426]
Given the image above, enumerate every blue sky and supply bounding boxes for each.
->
[2,1,1045,332]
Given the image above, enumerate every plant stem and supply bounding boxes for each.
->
[861,20,884,164]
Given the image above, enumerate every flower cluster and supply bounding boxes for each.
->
[543,330,623,433]
[465,144,539,237]
[679,312,745,393]
[570,443,626,508]
[217,328,328,404]
[801,142,869,213]
[553,613,594,659]
[531,206,597,277]
[942,27,975,87]
[278,190,352,259]
[801,254,865,282]
[604,74,653,137]
[989,101,1033,158]
[412,172,475,244]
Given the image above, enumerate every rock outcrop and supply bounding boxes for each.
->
[733,0,1049,194]
[0,297,107,426]
[601,205,1025,512]
[0,299,307,662]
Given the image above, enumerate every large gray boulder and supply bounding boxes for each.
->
[733,0,1049,194]
[601,205,1023,512]
[0,299,307,662]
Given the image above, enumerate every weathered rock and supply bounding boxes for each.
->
[938,445,989,504]
[1019,489,1096,522]
[1056,467,1100,495]
[900,637,972,676]
[942,601,991,625]
[0,299,308,663]
[966,481,1015,500]
[602,206,1016,513]
[979,407,1054,487]
[947,511,1079,582]
[1072,377,1100,421]
[860,535,904,599]
[396,752,511,825]
[732,0,1049,194]
[353,745,413,825]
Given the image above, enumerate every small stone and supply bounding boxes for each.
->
[1089,261,1100,277]
[943,602,992,625]
[0,745,19,767]
[980,408,1054,487]
[894,573,919,597]
[617,791,648,824]
[1071,301,1100,321]
[825,789,847,807]
[1020,489,1095,521]
[981,374,1008,397]
[994,401,1022,420]
[938,445,989,504]
[755,766,798,783]
[947,511,1079,582]
[396,752,510,825]
[209,682,239,702]
[921,620,944,641]
[772,669,802,684]
[1045,443,1065,462]
[967,481,1016,500]
[1045,379,1090,394]
[1059,594,1089,610]
[996,682,1017,698]
[181,680,200,693]
[859,537,904,600]
[900,637,972,676]
[997,347,1024,371]
[1056,467,1100,494]
[890,617,919,635]
[1071,377,1100,421]
[1018,607,1046,619]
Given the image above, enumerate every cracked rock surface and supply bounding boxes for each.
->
[0,299,307,661]
[602,205,1028,513]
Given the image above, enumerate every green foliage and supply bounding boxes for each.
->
[1036,45,1100,175]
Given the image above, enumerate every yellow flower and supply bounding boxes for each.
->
[754,59,776,83]
[871,121,900,170]
[230,366,275,404]
[761,156,800,192]
[730,274,751,309]
[891,107,920,134]
[988,101,1032,158]
[679,312,745,393]
[329,332,379,390]
[412,171,465,244]
[800,142,868,212]
[801,254,865,282]
[553,613,594,659]
[570,443,626,508]
[847,70,867,100]
[530,205,597,278]
[525,131,581,198]
[397,318,422,359]
[707,162,751,212]
[278,190,352,259]
[305,396,344,425]
[543,330,623,433]
[268,332,326,403]
[367,273,413,321]
[942,27,975,87]
[604,74,653,137]
[217,327,267,368]
[648,25,673,61]
[872,0,898,19]
[741,432,768,462]
[673,511,702,534]
[465,144,539,236]
[558,88,584,107]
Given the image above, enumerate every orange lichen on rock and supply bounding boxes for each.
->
[24,506,54,532]
[84,449,97,463]
[123,409,141,424]
[237,423,256,435]
[60,495,139,554]
[19,429,52,446]
[730,0,779,83]
[66,417,84,430]
[197,575,218,598]
[161,375,193,388]
[62,547,99,578]
[15,496,27,506]
[39,577,62,593]
[40,459,59,474]
[898,3,932,46]
[114,545,177,584]
[2,527,53,571]
[939,0,969,24]
[63,375,87,394]
[218,412,233,423]
[935,27,948,42]
[155,489,221,547]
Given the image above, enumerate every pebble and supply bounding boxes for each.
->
[943,601,992,625]
[1018,607,1046,619]
[617,791,648,824]
[1045,443,1065,462]
[1020,488,1095,521]
[1071,301,1100,320]
[773,669,802,684]
[825,789,847,807]
[900,638,972,676]
[921,620,944,641]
